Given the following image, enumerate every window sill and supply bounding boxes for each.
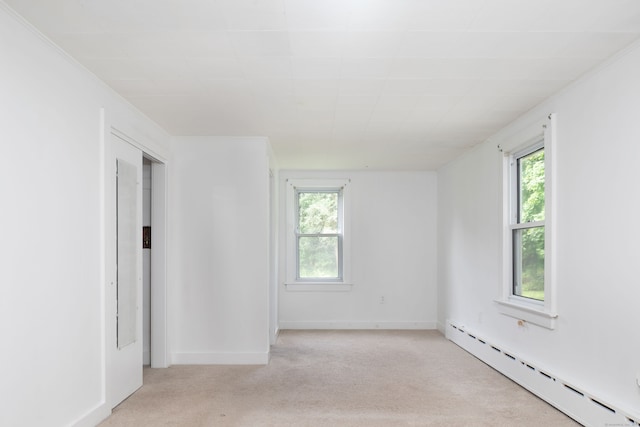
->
[285,283,353,292]
[494,299,557,330]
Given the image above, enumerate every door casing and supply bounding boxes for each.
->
[101,107,170,414]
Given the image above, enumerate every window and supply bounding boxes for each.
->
[511,145,545,301]
[296,189,342,281]
[285,179,351,290]
[497,114,557,329]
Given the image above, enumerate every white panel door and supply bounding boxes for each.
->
[107,134,143,408]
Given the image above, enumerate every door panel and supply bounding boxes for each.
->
[108,135,143,408]
[116,158,138,349]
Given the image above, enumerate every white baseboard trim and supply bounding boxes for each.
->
[279,321,436,330]
[171,351,269,365]
[70,400,110,427]
[436,321,446,334]
[270,327,280,345]
[445,320,640,427]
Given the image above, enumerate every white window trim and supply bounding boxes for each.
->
[496,113,557,329]
[285,178,352,291]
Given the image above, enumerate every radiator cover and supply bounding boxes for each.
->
[445,320,638,427]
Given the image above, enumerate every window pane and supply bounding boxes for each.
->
[518,149,545,223]
[298,192,338,234]
[513,227,545,301]
[298,236,339,279]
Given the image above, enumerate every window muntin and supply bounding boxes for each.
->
[511,146,545,301]
[295,189,343,281]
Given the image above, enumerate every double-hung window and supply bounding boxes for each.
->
[511,143,545,301]
[285,179,351,290]
[497,114,557,329]
[296,189,343,281]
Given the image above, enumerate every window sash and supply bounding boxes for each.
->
[510,144,545,302]
[296,190,340,234]
[509,140,544,225]
[512,224,545,301]
[296,235,343,281]
[294,188,344,281]
[517,148,545,224]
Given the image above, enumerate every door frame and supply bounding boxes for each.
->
[101,108,169,410]
[148,157,168,368]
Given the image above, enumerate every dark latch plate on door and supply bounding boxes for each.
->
[143,226,151,249]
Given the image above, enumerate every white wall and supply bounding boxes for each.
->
[0,4,170,426]
[438,42,640,418]
[168,136,272,364]
[279,170,438,329]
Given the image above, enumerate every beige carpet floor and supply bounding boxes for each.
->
[100,330,580,426]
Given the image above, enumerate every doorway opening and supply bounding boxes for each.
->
[143,154,168,369]
[142,155,168,368]
[105,124,169,410]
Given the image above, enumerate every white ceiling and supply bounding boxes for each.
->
[6,0,640,170]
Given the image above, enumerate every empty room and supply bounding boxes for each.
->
[1,1,639,426]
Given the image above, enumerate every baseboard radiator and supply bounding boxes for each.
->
[446,320,638,427]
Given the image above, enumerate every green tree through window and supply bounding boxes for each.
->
[515,148,545,300]
[297,191,342,279]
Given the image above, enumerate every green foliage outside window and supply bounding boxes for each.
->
[517,149,545,300]
[297,191,340,279]
[519,149,545,223]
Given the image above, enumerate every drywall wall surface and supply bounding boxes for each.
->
[279,170,438,329]
[437,42,640,417]
[0,4,170,426]
[169,136,271,364]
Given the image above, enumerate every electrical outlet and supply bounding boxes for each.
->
[380,296,385,304]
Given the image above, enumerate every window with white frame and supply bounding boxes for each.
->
[285,179,351,289]
[296,189,342,280]
[497,114,557,329]
[510,143,545,301]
